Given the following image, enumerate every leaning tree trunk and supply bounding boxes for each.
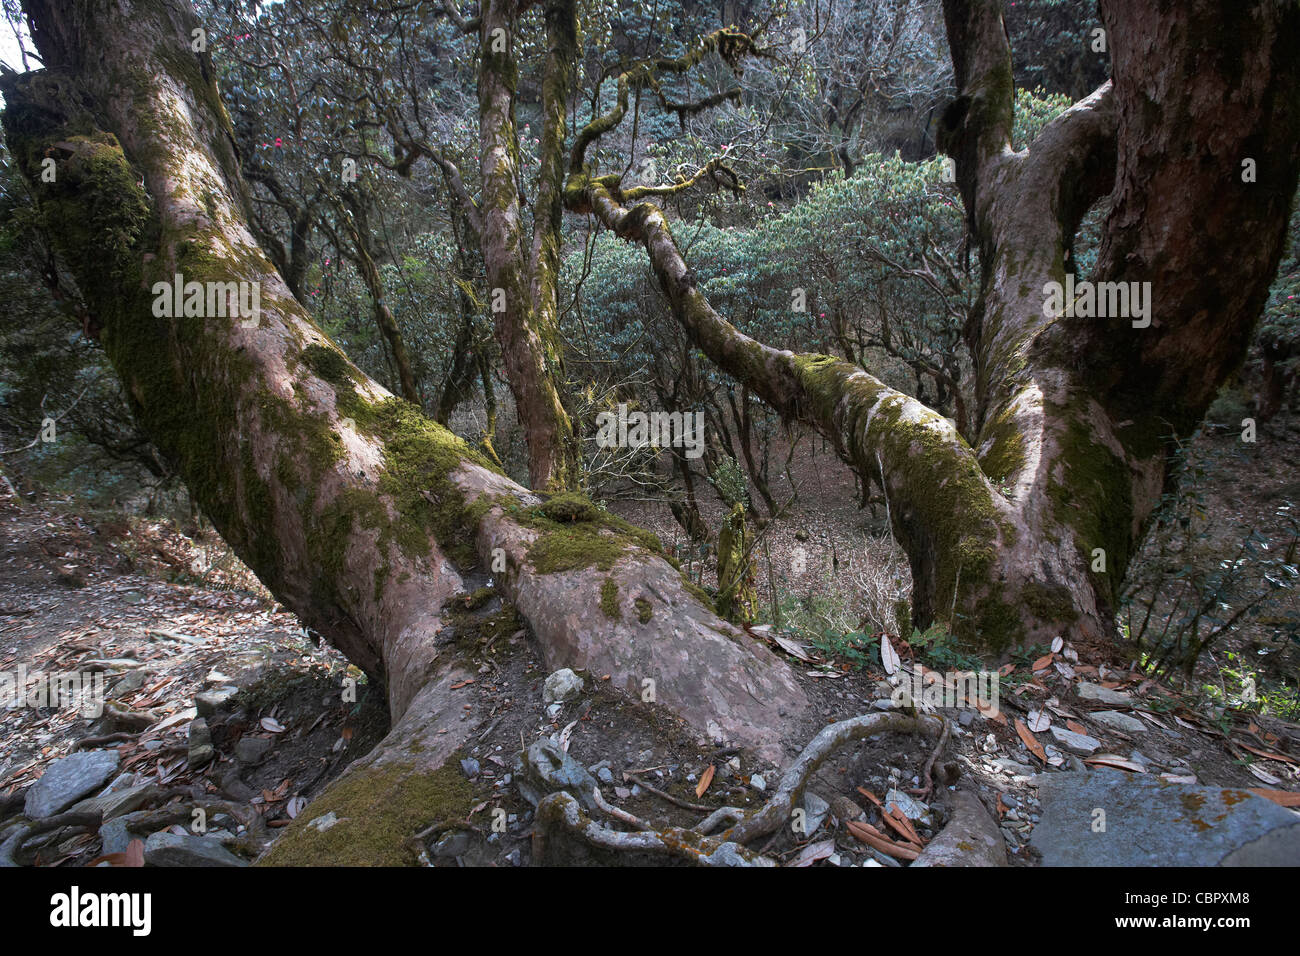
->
[2,0,808,863]
[565,0,1300,653]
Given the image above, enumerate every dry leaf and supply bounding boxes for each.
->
[846,820,920,860]
[1066,719,1088,735]
[1248,788,1300,808]
[1015,718,1047,763]
[881,634,900,676]
[1031,653,1054,672]
[1051,636,1063,653]
[260,717,285,733]
[787,839,837,867]
[1027,709,1051,733]
[695,764,715,798]
[1247,763,1282,786]
[1085,755,1146,773]
[1238,743,1298,765]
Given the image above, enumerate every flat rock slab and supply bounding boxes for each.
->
[1032,770,1300,866]
[24,750,121,819]
[1077,683,1133,706]
[912,791,1006,867]
[144,832,248,867]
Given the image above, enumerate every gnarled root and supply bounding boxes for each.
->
[533,710,946,865]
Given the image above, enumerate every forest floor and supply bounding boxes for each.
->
[0,414,1297,867]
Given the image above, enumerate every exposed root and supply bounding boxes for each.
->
[909,715,953,798]
[721,710,944,845]
[531,710,944,865]
[533,791,775,866]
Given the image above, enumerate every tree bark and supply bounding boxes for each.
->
[3,0,807,863]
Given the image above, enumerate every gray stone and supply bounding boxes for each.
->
[69,783,157,822]
[188,718,214,768]
[1077,683,1133,706]
[1091,710,1148,735]
[912,790,1007,867]
[460,758,481,778]
[750,773,766,792]
[307,812,339,833]
[803,792,830,834]
[1031,769,1300,866]
[596,767,615,785]
[24,750,121,819]
[143,832,248,867]
[991,757,1037,777]
[431,830,474,858]
[542,668,583,704]
[515,740,599,810]
[234,736,272,764]
[1050,726,1102,755]
[884,788,930,821]
[194,686,239,718]
[99,811,151,855]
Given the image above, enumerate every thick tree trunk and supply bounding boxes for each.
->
[476,0,578,491]
[3,0,807,863]
[566,0,1300,652]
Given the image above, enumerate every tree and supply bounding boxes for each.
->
[3,0,1298,863]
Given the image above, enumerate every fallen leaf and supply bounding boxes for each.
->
[1066,719,1088,735]
[1051,636,1063,653]
[1027,709,1051,733]
[881,634,900,676]
[1084,755,1147,773]
[1015,718,1047,763]
[1247,763,1283,785]
[856,786,883,807]
[1248,788,1300,808]
[695,764,715,798]
[998,663,1016,677]
[787,839,837,867]
[1031,652,1054,672]
[1238,743,1298,766]
[260,717,285,733]
[286,796,306,819]
[846,820,920,860]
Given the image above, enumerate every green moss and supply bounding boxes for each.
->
[516,493,662,574]
[600,577,621,620]
[258,760,473,866]
[635,596,653,624]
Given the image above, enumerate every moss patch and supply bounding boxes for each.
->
[600,577,621,620]
[258,760,474,866]
[635,596,653,624]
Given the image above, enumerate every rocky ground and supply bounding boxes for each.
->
[2,470,1299,867]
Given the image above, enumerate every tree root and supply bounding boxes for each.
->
[533,710,944,865]
[721,710,943,845]
[909,716,953,798]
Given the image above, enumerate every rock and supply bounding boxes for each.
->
[143,832,248,867]
[504,848,521,866]
[830,795,866,823]
[1091,710,1147,735]
[596,767,615,785]
[958,710,977,728]
[194,686,239,718]
[990,757,1037,777]
[460,758,481,779]
[1050,726,1102,755]
[234,736,272,764]
[884,788,930,821]
[1031,769,1300,866]
[803,792,830,835]
[750,773,766,792]
[542,668,583,704]
[431,830,474,858]
[188,718,214,768]
[307,812,339,833]
[24,750,121,819]
[912,791,1007,867]
[69,783,157,822]
[1077,683,1133,706]
[515,740,599,810]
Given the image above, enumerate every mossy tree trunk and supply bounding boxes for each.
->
[2,0,809,863]
[475,0,578,491]
[565,0,1300,653]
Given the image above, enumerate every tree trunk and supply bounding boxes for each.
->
[2,0,807,863]
[565,0,1300,652]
